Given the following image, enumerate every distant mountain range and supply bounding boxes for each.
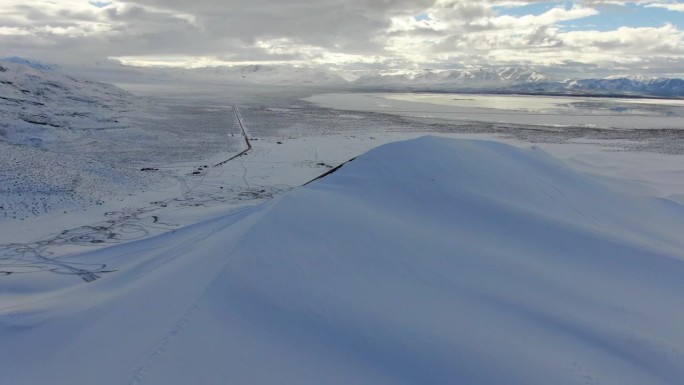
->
[189,64,347,85]
[350,68,684,98]
[351,67,550,89]
[201,64,684,98]
[4,57,684,98]
[509,77,684,98]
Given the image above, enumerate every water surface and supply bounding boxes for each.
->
[306,93,684,129]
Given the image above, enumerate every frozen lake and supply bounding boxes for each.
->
[306,92,684,130]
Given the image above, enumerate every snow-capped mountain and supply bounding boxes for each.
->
[508,77,684,97]
[348,66,684,97]
[1,56,60,71]
[564,77,684,96]
[352,67,550,90]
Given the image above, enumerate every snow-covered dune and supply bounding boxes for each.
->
[2,137,684,385]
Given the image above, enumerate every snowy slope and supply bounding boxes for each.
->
[2,137,684,385]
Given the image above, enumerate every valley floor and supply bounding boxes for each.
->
[1,84,684,384]
[2,86,684,281]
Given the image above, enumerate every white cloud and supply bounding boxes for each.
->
[1,0,683,76]
[645,2,684,12]
[0,27,31,36]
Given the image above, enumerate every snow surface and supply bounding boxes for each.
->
[2,136,684,385]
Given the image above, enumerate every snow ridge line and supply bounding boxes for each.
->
[214,106,252,167]
[126,206,273,385]
[302,157,357,186]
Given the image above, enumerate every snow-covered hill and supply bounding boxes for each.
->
[0,58,132,146]
[0,60,154,219]
[2,136,683,385]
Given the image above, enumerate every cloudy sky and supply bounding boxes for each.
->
[1,0,684,76]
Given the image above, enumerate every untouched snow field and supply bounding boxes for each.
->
[2,137,684,385]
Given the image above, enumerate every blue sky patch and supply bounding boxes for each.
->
[494,1,683,31]
[89,1,112,8]
[414,13,431,22]
[493,1,560,17]
[560,3,684,31]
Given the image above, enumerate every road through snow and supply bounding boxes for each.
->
[215,107,252,167]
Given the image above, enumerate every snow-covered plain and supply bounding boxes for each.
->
[2,60,684,384]
[307,92,684,130]
[2,136,684,385]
